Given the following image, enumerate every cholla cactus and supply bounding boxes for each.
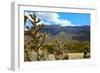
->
[54,40,68,60]
[24,13,48,61]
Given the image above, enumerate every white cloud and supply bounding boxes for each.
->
[25,11,75,26]
[36,12,59,25]
[38,19,51,25]
[57,19,73,26]
[36,12,75,26]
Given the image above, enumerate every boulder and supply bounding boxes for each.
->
[28,50,38,61]
[48,54,55,60]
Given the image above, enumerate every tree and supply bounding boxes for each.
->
[24,13,48,61]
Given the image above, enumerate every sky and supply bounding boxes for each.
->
[24,11,90,27]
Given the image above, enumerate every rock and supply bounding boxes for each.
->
[28,50,38,61]
[48,54,55,60]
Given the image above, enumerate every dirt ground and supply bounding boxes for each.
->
[67,53,90,59]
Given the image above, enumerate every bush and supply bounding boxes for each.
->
[42,45,54,54]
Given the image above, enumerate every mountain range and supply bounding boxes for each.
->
[41,25,90,42]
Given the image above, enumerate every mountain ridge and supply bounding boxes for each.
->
[41,25,90,42]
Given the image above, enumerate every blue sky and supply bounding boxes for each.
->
[58,13,90,26]
[24,11,90,27]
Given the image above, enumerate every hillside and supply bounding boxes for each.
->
[41,25,90,43]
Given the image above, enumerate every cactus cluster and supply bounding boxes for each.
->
[54,40,69,60]
[24,13,90,61]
